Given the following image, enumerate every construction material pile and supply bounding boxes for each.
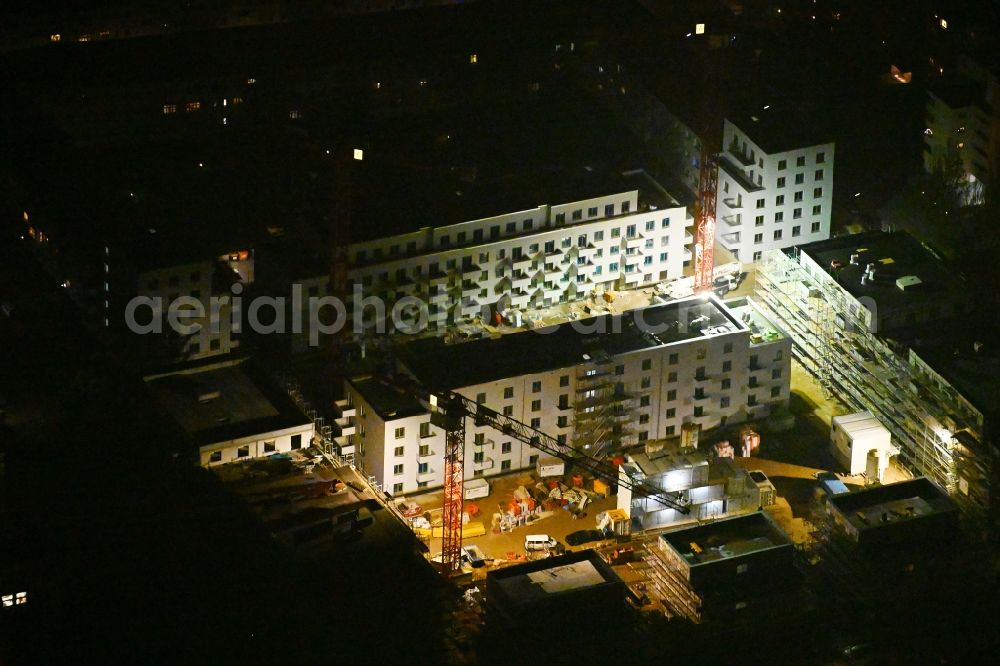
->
[491,474,607,533]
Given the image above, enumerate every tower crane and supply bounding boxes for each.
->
[693,27,724,293]
[394,379,690,575]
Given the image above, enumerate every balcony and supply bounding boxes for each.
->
[717,154,764,193]
[512,254,532,268]
[460,297,480,316]
[334,399,355,418]
[472,456,494,471]
[335,416,356,436]
[512,273,531,290]
[624,271,644,286]
[721,197,744,209]
[544,250,564,267]
[334,436,356,456]
[721,214,742,227]
[625,235,645,250]
[728,147,755,167]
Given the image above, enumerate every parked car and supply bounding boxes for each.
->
[524,534,558,551]
[565,530,604,547]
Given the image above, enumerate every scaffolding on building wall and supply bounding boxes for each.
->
[754,250,984,510]
[572,352,636,458]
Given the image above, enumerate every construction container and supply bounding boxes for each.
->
[537,457,565,478]
[571,474,584,487]
[464,477,491,500]
[593,478,610,496]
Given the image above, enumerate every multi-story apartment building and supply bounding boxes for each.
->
[923,54,998,201]
[340,295,791,495]
[344,168,693,334]
[715,115,834,263]
[134,250,252,362]
[755,232,995,532]
[145,357,314,467]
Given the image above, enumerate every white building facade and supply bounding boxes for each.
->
[135,249,254,362]
[715,118,834,263]
[342,295,791,496]
[342,170,693,333]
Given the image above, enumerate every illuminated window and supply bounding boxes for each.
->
[50,33,61,42]
[185,101,201,112]
[232,97,243,105]
[246,78,256,84]
[163,104,176,114]
[289,109,301,119]
[469,53,478,63]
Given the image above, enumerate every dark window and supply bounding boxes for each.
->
[291,434,302,450]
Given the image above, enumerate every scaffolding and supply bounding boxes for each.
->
[572,352,636,458]
[755,250,987,512]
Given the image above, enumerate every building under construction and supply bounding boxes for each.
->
[755,231,996,533]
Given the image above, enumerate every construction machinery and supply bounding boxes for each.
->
[396,380,689,575]
[692,26,725,293]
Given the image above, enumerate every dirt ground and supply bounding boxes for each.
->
[399,470,619,568]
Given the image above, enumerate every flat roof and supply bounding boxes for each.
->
[829,477,958,533]
[487,550,622,606]
[729,109,833,155]
[930,83,988,111]
[396,296,746,391]
[349,159,679,244]
[145,359,311,448]
[832,411,889,436]
[907,328,1000,422]
[798,231,966,322]
[659,512,792,567]
[348,375,427,422]
[626,448,708,479]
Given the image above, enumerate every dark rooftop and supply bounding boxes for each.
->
[910,333,1000,422]
[145,359,311,449]
[828,477,959,533]
[350,163,673,244]
[658,512,792,567]
[729,109,833,155]
[798,231,967,320]
[348,375,427,421]
[396,296,745,390]
[929,83,988,111]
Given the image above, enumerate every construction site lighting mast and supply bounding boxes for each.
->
[419,384,690,575]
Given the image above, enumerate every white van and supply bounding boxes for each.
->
[524,534,557,551]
